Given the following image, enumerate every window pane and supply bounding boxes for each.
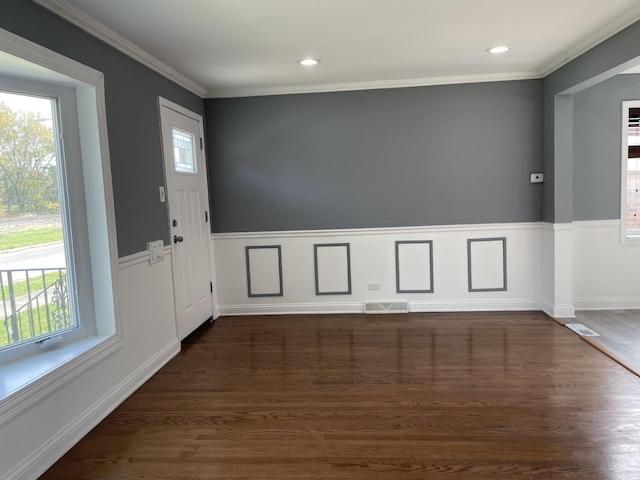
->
[0,91,75,350]
[172,127,197,174]
[625,106,640,237]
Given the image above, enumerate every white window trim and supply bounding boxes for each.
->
[620,100,640,243]
[0,78,95,360]
[0,27,122,424]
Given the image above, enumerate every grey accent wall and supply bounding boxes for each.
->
[0,0,204,257]
[542,21,640,223]
[206,80,542,233]
[573,74,640,221]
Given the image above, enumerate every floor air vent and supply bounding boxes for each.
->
[565,323,600,337]
[364,301,409,314]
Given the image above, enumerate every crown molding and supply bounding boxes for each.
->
[206,71,540,99]
[32,0,640,100]
[539,6,640,77]
[32,0,207,98]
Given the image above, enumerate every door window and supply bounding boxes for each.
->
[172,127,197,174]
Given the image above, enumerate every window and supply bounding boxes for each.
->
[172,127,197,173]
[0,26,119,410]
[0,89,83,356]
[622,101,640,240]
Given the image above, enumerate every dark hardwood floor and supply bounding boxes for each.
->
[574,309,640,376]
[40,312,640,479]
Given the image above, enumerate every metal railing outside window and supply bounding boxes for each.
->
[0,267,72,349]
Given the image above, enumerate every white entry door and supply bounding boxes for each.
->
[159,98,213,340]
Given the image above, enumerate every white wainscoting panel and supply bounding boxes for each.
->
[468,238,506,292]
[573,220,640,310]
[246,246,283,297]
[541,223,575,318]
[209,237,220,319]
[314,243,351,295]
[396,241,433,293]
[2,252,179,480]
[213,223,542,315]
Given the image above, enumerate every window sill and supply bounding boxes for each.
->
[621,235,640,244]
[0,334,122,426]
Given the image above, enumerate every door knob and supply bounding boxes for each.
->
[173,235,184,244]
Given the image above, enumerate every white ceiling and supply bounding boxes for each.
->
[38,0,640,98]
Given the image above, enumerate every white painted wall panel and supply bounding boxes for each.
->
[468,239,506,291]
[573,220,640,309]
[1,254,179,480]
[541,223,575,318]
[213,223,542,315]
[397,242,432,292]
[247,247,282,296]
[315,245,350,294]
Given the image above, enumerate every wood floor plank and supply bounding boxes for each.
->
[39,312,640,479]
[574,309,640,376]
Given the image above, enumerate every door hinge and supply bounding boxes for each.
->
[205,211,208,222]
[200,137,203,149]
[210,281,213,293]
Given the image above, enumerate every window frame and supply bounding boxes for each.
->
[621,100,640,243]
[0,78,96,361]
[0,26,121,423]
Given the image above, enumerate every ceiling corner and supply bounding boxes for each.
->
[538,6,640,77]
[32,0,207,97]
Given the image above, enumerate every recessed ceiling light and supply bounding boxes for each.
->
[298,58,321,66]
[487,46,509,54]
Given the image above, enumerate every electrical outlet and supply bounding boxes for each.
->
[368,282,381,291]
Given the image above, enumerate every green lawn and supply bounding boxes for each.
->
[0,227,63,251]
[0,302,71,348]
[0,226,68,348]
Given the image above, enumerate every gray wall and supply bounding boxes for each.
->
[542,21,640,223]
[206,80,543,233]
[0,0,204,257]
[573,74,640,221]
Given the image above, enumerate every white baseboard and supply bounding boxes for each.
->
[541,300,556,318]
[217,299,542,317]
[218,302,364,316]
[574,297,640,310]
[409,299,541,312]
[5,339,180,480]
[545,303,576,319]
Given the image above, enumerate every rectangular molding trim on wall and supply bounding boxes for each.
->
[245,245,284,297]
[395,240,434,293]
[314,243,352,295]
[214,222,541,317]
[467,237,508,292]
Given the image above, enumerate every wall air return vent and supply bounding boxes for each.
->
[364,301,409,314]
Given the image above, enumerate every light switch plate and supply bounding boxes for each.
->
[159,186,166,202]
